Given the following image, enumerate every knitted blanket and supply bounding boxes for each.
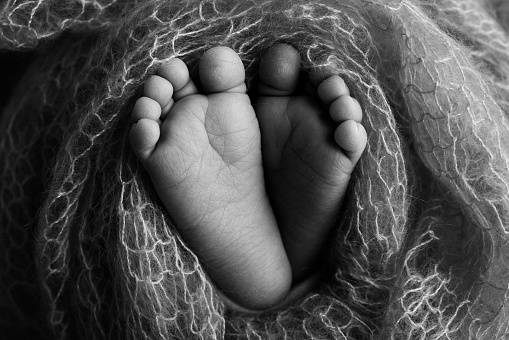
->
[1,0,509,339]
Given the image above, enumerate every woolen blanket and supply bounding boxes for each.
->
[1,0,509,339]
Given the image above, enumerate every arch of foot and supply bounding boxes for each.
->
[1,0,509,339]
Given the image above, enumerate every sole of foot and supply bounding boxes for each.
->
[255,43,367,282]
[130,47,291,310]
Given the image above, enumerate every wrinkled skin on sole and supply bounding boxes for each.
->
[1,0,509,339]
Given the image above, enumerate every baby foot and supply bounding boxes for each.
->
[255,44,367,282]
[129,47,291,310]
[130,44,367,310]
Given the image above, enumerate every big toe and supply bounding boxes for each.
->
[258,43,301,96]
[199,46,247,94]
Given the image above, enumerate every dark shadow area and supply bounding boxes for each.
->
[0,51,37,110]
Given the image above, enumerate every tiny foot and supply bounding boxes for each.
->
[130,48,291,310]
[255,43,367,282]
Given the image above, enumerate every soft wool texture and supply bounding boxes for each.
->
[1,0,509,339]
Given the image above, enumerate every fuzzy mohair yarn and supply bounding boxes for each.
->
[1,0,509,339]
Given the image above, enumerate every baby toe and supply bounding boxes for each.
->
[258,43,301,96]
[199,46,246,94]
[157,58,199,101]
[144,75,174,115]
[330,95,362,124]
[130,118,161,163]
[317,75,350,104]
[334,120,367,162]
[131,97,162,124]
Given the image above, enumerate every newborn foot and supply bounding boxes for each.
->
[129,47,291,310]
[255,44,367,282]
[129,44,367,310]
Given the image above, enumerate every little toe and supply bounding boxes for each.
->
[130,118,160,163]
[330,95,362,123]
[334,120,367,162]
[199,46,247,94]
[144,75,174,117]
[131,97,162,124]
[157,58,199,101]
[258,43,301,96]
